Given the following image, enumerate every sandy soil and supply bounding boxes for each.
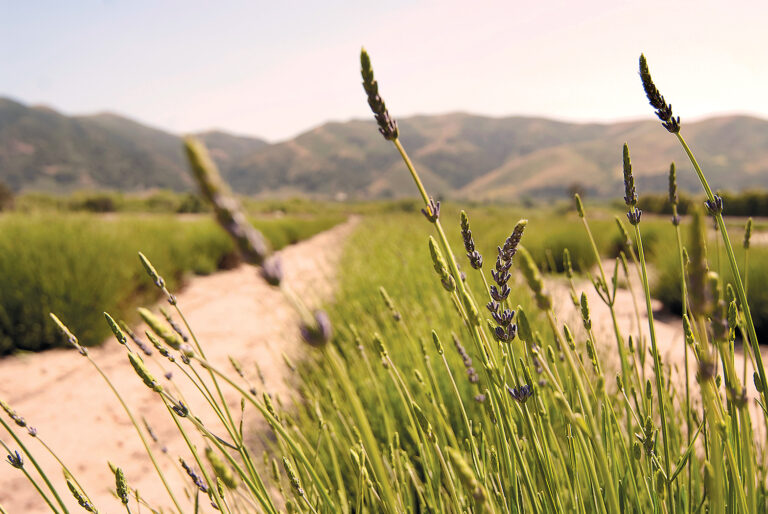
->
[0,218,358,513]
[546,259,768,428]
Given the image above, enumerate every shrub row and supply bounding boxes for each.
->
[0,213,343,354]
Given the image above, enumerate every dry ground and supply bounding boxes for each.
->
[0,217,358,513]
[547,259,768,431]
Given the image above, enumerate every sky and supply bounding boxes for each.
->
[2,0,767,142]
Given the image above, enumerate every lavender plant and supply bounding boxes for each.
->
[2,51,768,514]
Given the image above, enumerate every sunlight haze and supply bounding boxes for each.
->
[2,0,766,141]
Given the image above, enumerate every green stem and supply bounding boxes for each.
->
[392,139,430,206]
[580,214,633,431]
[86,355,183,513]
[173,308,271,504]
[33,437,90,509]
[675,133,768,420]
[0,417,69,513]
[173,307,239,435]
[167,390,276,512]
[545,310,621,513]
[632,222,673,513]
[21,467,61,514]
[438,352,477,461]
[160,398,226,512]
[672,206,693,514]
[0,439,61,514]
[196,351,349,512]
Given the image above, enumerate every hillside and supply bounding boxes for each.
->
[0,98,267,193]
[2,96,767,199]
[229,113,768,200]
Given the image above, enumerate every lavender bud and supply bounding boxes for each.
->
[360,48,399,140]
[668,162,678,205]
[563,248,574,279]
[704,195,724,216]
[300,310,332,346]
[160,307,189,342]
[622,143,637,207]
[128,353,162,393]
[181,458,208,493]
[639,54,680,133]
[432,331,444,355]
[260,256,283,286]
[114,467,129,505]
[461,212,484,269]
[0,400,25,427]
[626,207,642,226]
[744,218,753,249]
[580,293,592,331]
[502,220,527,261]
[104,312,127,346]
[491,308,515,327]
[6,450,23,469]
[574,194,585,218]
[489,284,510,302]
[67,478,95,512]
[508,384,533,404]
[421,197,440,222]
[139,308,183,350]
[493,324,517,343]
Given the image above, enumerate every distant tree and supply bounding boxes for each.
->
[0,181,14,211]
[177,192,208,213]
[568,182,586,199]
[80,194,116,213]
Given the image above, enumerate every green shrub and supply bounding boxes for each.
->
[653,223,768,339]
[0,181,14,211]
[0,213,342,354]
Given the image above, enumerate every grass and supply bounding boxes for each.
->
[0,212,343,354]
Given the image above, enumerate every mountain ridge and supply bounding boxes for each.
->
[1,96,766,199]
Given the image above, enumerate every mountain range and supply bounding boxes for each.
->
[1,96,767,200]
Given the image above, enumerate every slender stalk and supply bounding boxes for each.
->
[438,351,476,461]
[33,437,90,509]
[672,205,693,514]
[579,211,633,433]
[631,223,673,512]
[392,138,485,338]
[0,417,69,513]
[172,307,271,502]
[0,439,61,514]
[544,310,621,513]
[675,133,767,414]
[196,352,350,512]
[85,355,183,513]
[160,399,226,513]
[21,467,61,513]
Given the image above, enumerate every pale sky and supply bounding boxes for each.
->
[1,1,767,142]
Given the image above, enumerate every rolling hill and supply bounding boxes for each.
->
[2,96,767,200]
[0,98,266,193]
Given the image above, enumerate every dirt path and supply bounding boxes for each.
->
[546,260,767,425]
[0,217,358,513]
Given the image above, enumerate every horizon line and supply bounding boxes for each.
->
[3,94,766,145]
